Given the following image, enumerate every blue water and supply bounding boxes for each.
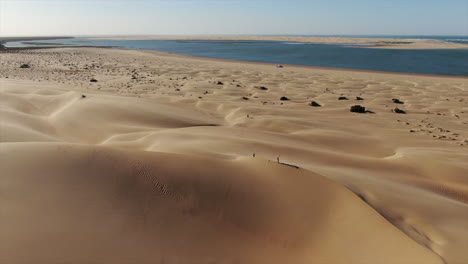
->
[5,36,468,76]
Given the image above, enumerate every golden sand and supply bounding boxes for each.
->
[1,47,467,264]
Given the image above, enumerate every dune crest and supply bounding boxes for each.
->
[1,143,442,263]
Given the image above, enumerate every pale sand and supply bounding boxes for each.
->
[1,48,467,264]
[91,35,468,49]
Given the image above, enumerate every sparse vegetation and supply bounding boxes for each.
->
[338,96,348,100]
[392,98,404,104]
[217,81,224,85]
[280,96,289,101]
[242,96,249,100]
[356,96,364,100]
[393,108,406,114]
[257,86,269,90]
[310,101,321,107]
[20,64,30,69]
[350,105,367,113]
[90,78,98,82]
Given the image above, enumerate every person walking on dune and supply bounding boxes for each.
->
[276,154,281,164]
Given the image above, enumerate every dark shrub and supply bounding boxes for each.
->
[242,96,249,100]
[350,105,366,113]
[280,96,289,101]
[258,86,268,90]
[338,96,348,100]
[356,96,364,100]
[90,78,98,82]
[310,101,321,107]
[217,81,224,85]
[393,108,406,114]
[20,64,30,68]
[392,98,404,104]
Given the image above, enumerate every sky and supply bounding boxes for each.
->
[1,0,467,36]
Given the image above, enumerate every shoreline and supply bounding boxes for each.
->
[89,35,468,50]
[0,36,73,45]
[0,46,114,52]
[4,45,466,79]
[139,48,468,79]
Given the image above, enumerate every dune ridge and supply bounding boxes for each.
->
[1,47,467,263]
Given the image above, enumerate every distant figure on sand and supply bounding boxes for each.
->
[276,154,281,163]
[253,153,256,157]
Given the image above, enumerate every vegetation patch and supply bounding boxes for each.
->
[393,108,406,114]
[310,101,321,107]
[350,105,367,113]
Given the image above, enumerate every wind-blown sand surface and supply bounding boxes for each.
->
[91,35,468,49]
[1,48,467,264]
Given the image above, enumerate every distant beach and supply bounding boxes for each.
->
[90,35,468,49]
[4,36,468,76]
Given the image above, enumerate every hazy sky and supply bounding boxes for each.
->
[1,0,467,36]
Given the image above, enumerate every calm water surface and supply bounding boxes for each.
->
[5,36,468,76]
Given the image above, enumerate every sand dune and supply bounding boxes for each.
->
[1,47,467,263]
[1,143,442,264]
